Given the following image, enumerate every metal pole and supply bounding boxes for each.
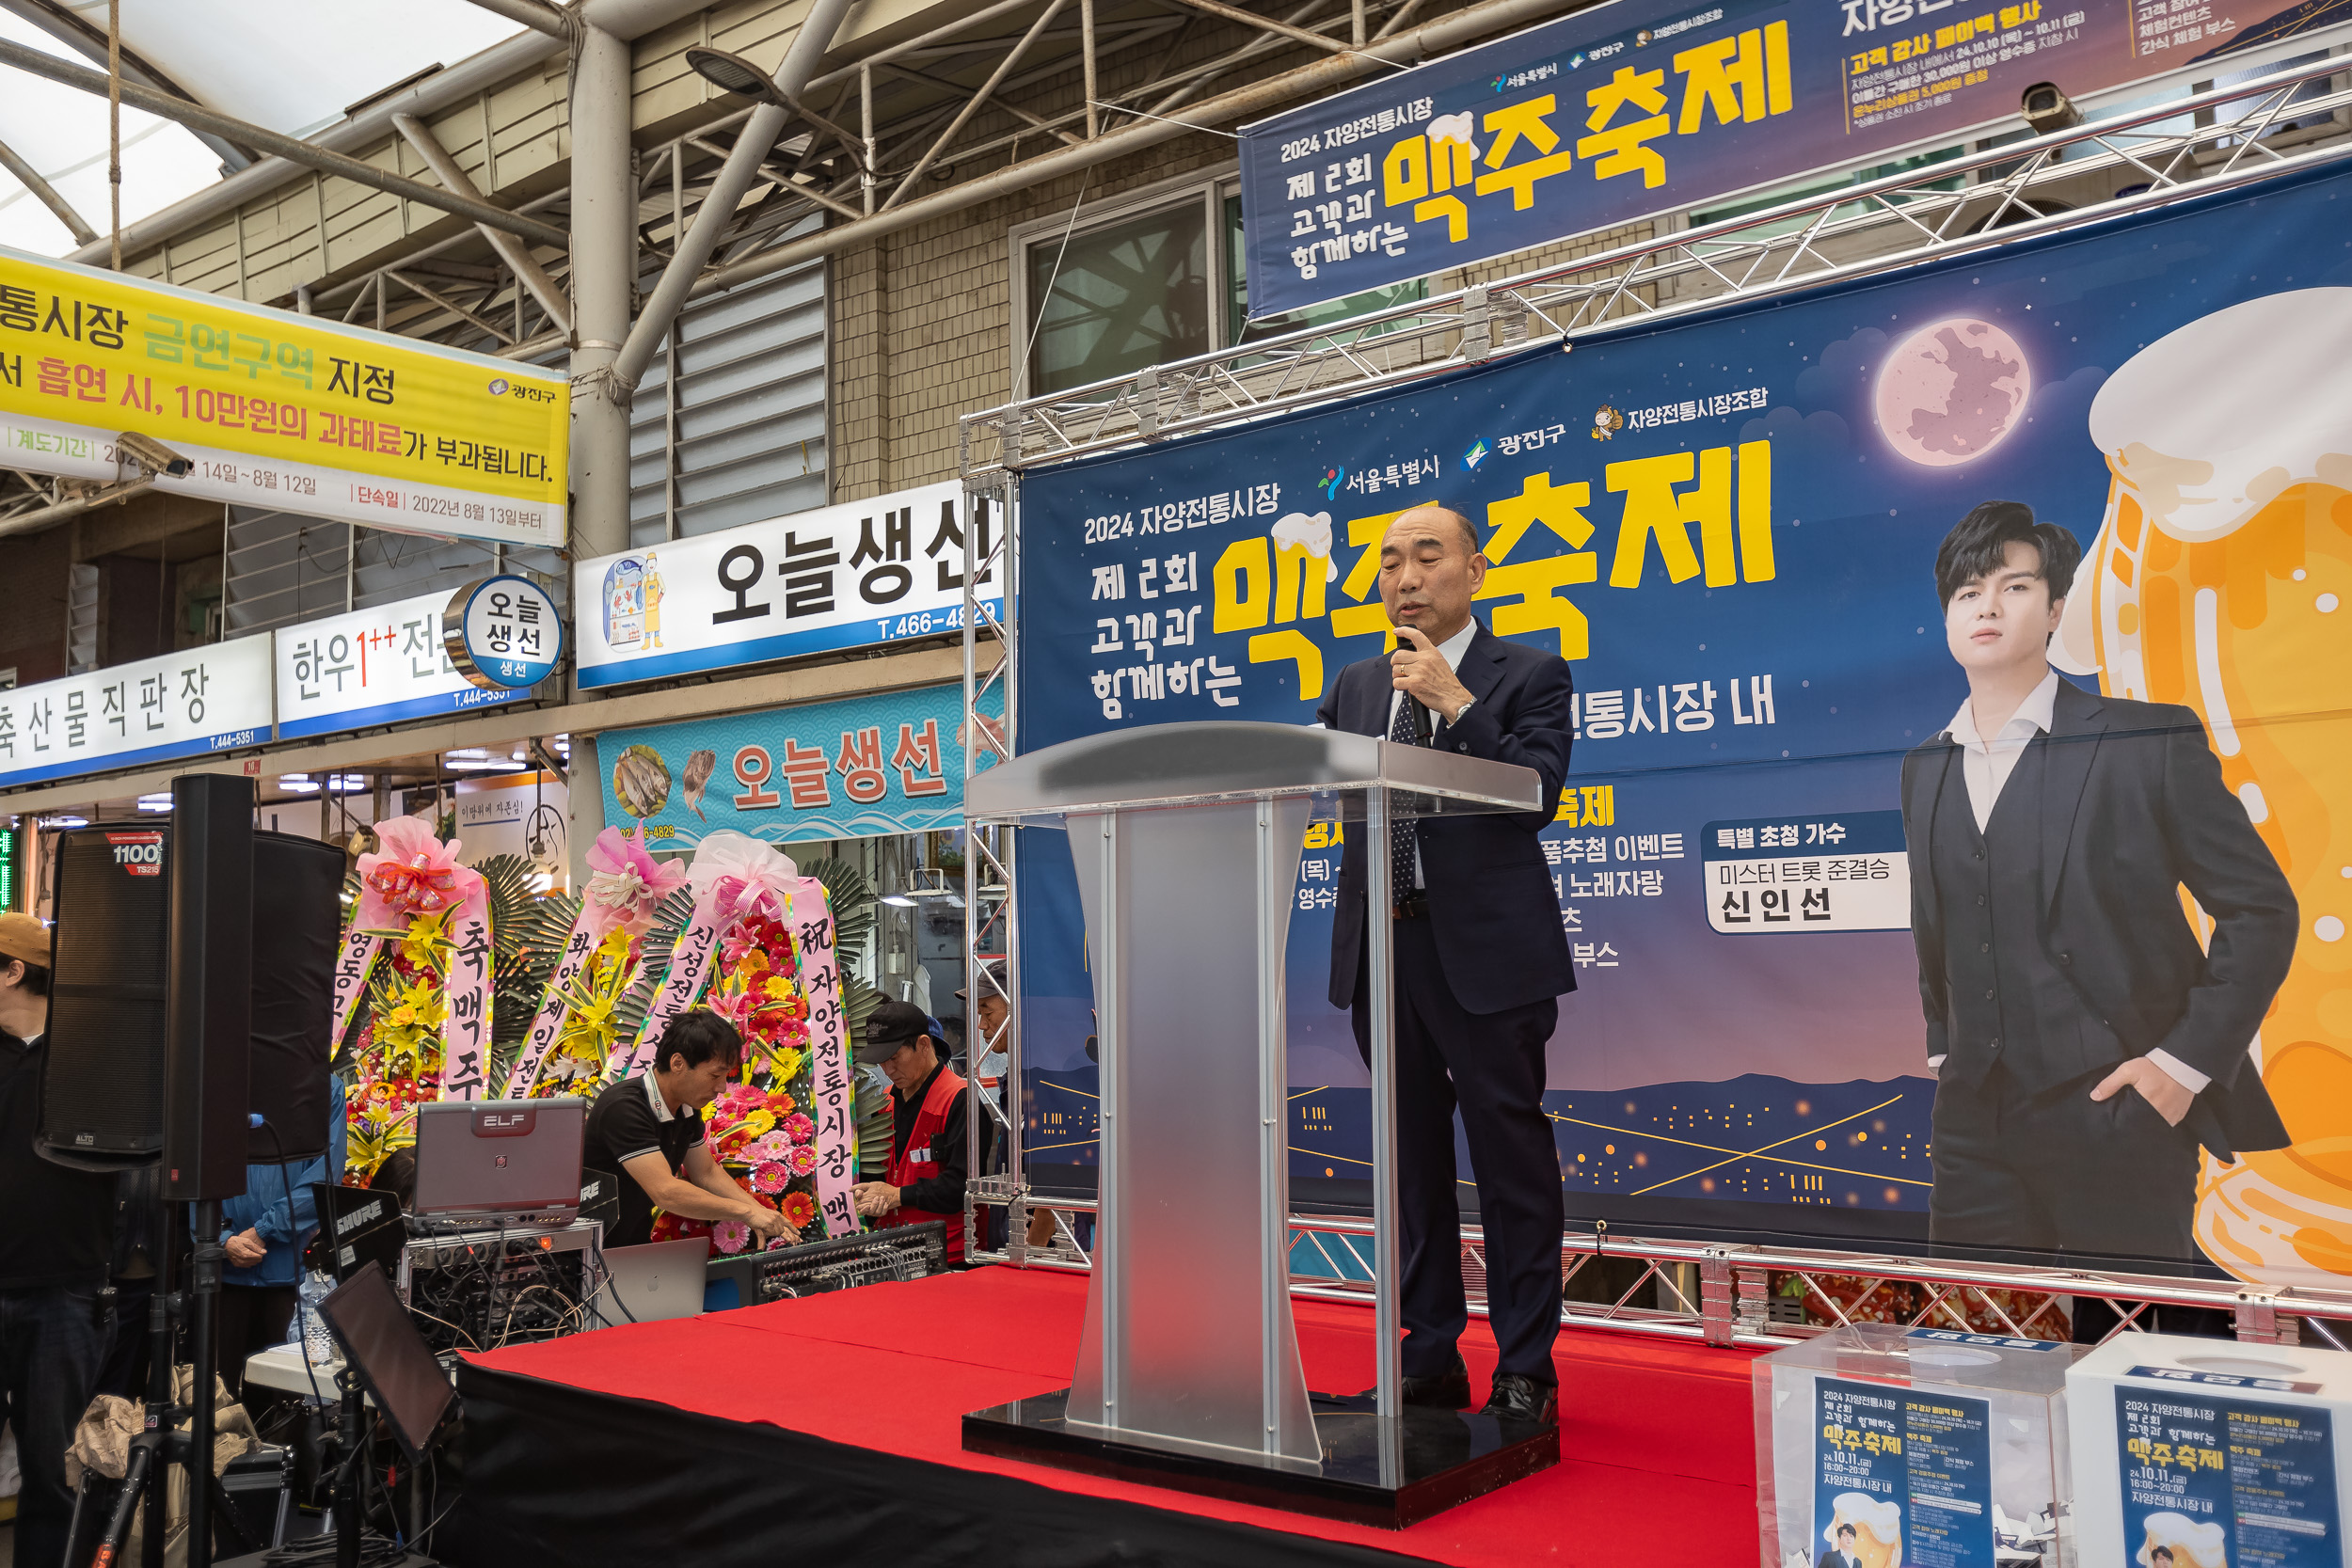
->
[1255,800,1285,1454]
[1093,812,1120,1429]
[567,22,636,559]
[608,0,857,395]
[1364,780,1399,1421]
[0,135,96,245]
[391,114,572,333]
[1081,0,1100,140]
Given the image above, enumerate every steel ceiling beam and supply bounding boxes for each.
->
[0,36,569,252]
[392,113,573,332]
[0,0,257,169]
[0,134,96,245]
[455,0,575,39]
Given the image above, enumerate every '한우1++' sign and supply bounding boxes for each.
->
[442,574,564,691]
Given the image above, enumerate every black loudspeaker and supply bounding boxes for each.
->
[40,822,172,1162]
[40,784,340,1179]
[247,832,342,1164]
[165,773,253,1200]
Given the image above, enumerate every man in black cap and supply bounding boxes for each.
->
[850,999,971,1265]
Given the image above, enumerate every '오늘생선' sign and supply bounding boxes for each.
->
[1235,0,2352,318]
[572,481,1000,689]
[0,245,567,546]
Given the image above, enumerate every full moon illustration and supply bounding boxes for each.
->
[1874,318,2032,467]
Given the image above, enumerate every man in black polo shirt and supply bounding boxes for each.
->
[0,912,116,1568]
[583,1010,797,1250]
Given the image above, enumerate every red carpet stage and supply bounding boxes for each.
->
[445,1266,1763,1567]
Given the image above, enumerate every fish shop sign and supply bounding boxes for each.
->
[571,482,1001,689]
[597,681,995,847]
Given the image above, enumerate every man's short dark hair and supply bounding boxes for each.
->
[1935,500,2080,609]
[1,957,48,996]
[657,1009,743,1074]
[1836,1524,1857,1540]
[2150,1548,2174,1564]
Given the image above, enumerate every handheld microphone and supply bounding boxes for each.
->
[1409,697,1434,747]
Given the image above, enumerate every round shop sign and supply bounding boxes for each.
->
[442,574,564,691]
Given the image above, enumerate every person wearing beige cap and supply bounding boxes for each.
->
[0,911,119,1568]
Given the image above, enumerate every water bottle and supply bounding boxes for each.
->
[297,1270,336,1366]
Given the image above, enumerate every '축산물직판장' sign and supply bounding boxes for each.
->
[572,481,1000,689]
[0,245,567,546]
[600,680,1000,848]
[273,590,532,740]
[1235,0,2352,318]
[0,634,274,789]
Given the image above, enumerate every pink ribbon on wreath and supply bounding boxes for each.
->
[621,832,800,1075]
[343,816,493,1101]
[504,829,686,1096]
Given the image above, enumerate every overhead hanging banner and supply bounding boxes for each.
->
[0,245,567,547]
[272,590,535,740]
[1015,159,2352,1291]
[1235,0,2352,319]
[0,633,274,789]
[599,680,1000,848]
[572,481,1001,689]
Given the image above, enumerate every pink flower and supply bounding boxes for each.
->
[583,828,690,940]
[783,1113,815,1146]
[787,1144,818,1177]
[712,1219,752,1255]
[353,816,474,932]
[749,1132,792,1163]
[750,1163,789,1194]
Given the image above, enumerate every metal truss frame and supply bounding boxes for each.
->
[959,52,2352,476]
[953,52,2352,1340]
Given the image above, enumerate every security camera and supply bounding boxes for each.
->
[2020,82,2081,134]
[116,431,192,479]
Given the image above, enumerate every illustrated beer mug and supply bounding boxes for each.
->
[2058,286,2352,1289]
[1823,1493,1902,1568]
[2136,1510,2227,1568]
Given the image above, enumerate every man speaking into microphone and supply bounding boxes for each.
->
[1315,502,1577,1426]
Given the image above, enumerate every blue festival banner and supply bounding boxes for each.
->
[1013,157,2352,1288]
[1236,0,2352,318]
[599,681,999,848]
[2116,1385,2339,1565]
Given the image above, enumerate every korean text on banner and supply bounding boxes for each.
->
[1235,0,2352,318]
[274,590,532,740]
[0,245,567,547]
[601,681,998,850]
[0,635,273,790]
[573,481,1001,689]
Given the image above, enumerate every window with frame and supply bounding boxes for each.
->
[1015,177,1425,399]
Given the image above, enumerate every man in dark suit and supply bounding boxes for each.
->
[1820,1522,1864,1568]
[1316,503,1577,1425]
[1904,501,2296,1263]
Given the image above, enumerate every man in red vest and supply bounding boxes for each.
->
[850,999,970,1264]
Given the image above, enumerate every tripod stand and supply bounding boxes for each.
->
[73,1195,259,1568]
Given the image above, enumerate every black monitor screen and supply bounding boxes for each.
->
[317,1262,456,1462]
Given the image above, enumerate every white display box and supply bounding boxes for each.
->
[1757,1323,2087,1567]
[2070,1333,2352,1568]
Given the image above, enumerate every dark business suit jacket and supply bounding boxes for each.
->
[1900,679,2296,1159]
[1316,621,1577,1016]
[1820,1551,1862,1568]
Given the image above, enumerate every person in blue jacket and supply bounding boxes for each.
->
[211,1076,346,1401]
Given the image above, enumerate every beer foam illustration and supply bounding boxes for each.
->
[1271,510,1338,579]
[1825,1491,1902,1564]
[2086,288,2352,544]
[2137,1510,2227,1568]
[2062,286,2352,1290]
[1426,110,1479,156]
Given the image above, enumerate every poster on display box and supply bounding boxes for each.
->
[1013,157,2352,1291]
[2115,1373,2339,1566]
[599,681,1000,849]
[1236,0,2352,319]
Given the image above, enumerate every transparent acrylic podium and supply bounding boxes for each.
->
[959,721,1561,1527]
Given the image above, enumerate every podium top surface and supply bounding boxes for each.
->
[965,722,1546,821]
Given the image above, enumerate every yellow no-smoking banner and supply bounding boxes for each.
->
[0,244,567,547]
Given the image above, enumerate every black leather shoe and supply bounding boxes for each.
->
[1481,1372,1559,1426]
[1358,1349,1471,1409]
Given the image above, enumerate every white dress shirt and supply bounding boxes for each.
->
[1931,670,2206,1095]
[1384,619,1479,891]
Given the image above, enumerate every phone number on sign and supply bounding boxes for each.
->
[871,607,975,640]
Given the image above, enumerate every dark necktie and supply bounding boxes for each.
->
[1388,691,1420,895]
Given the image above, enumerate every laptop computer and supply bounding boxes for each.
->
[411,1098,587,1227]
[594,1237,712,1327]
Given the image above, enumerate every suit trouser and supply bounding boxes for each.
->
[1929,1063,2201,1262]
[0,1282,112,1568]
[1350,915,1564,1383]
